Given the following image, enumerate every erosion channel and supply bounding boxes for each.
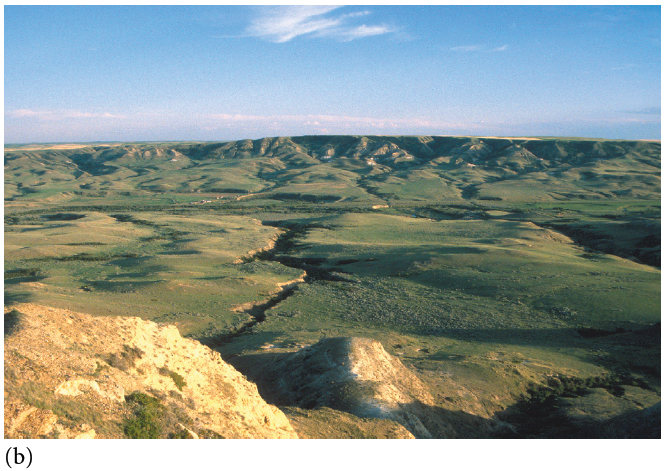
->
[199,221,350,349]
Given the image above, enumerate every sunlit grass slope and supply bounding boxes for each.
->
[285,213,659,328]
[4,211,303,338]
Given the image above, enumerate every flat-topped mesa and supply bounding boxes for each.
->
[12,135,652,165]
[4,303,298,439]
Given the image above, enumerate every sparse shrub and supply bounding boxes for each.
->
[124,392,165,439]
[170,372,187,391]
[522,371,649,417]
[125,391,163,409]
[158,366,187,391]
[4,309,23,337]
[107,345,144,371]
[92,361,108,376]
[4,268,41,280]
[168,428,193,439]
[55,252,139,262]
[199,429,226,439]
[15,381,53,411]
[66,241,107,246]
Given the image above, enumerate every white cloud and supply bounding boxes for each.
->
[245,6,397,43]
[333,24,396,42]
[450,44,509,53]
[204,112,475,133]
[6,109,125,120]
[209,113,269,122]
[450,44,484,52]
[8,109,46,118]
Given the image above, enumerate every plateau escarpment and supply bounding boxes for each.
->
[5,136,660,206]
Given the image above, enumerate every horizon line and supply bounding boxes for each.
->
[4,134,662,149]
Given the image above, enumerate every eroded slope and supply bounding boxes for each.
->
[4,303,297,439]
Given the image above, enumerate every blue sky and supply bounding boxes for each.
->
[3,4,661,143]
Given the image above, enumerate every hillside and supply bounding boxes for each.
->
[5,136,660,206]
[4,303,297,439]
[4,135,661,439]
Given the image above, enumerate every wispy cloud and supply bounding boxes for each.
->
[7,109,44,118]
[204,113,477,133]
[626,106,660,116]
[245,6,397,43]
[7,109,125,120]
[450,44,508,53]
[611,63,639,71]
[450,44,483,52]
[7,108,474,137]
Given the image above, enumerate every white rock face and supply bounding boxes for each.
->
[232,337,437,438]
[55,379,125,402]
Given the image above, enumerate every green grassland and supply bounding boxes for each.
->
[220,210,659,413]
[4,211,303,338]
[279,213,659,327]
[4,135,661,433]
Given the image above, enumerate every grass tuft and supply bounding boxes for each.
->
[158,366,187,391]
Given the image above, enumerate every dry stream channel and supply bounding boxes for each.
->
[200,222,351,348]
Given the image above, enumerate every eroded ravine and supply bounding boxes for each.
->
[200,275,306,349]
[199,222,349,349]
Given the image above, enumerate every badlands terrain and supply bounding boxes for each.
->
[4,135,661,438]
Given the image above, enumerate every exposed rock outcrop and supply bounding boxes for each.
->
[4,304,298,439]
[230,337,439,438]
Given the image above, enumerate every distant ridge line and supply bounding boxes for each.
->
[4,134,660,150]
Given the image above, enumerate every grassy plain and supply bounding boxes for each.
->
[4,211,303,338]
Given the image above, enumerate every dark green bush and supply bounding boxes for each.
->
[124,416,160,439]
[124,392,165,439]
[168,428,193,439]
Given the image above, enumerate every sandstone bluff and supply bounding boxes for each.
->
[4,304,297,439]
